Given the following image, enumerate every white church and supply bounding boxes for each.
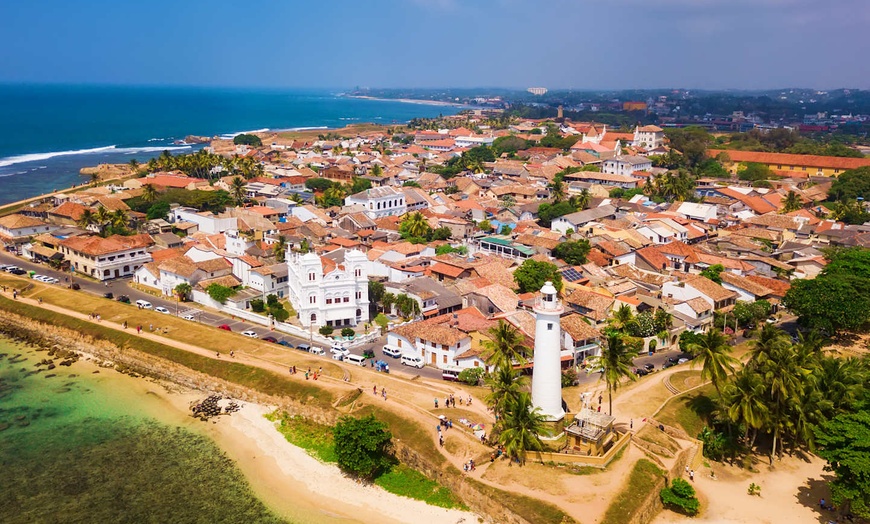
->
[286,250,370,328]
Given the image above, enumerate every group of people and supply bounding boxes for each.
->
[372,385,387,400]
[463,459,475,472]
[685,465,695,481]
[437,393,472,409]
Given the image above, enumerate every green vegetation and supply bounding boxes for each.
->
[340,327,355,338]
[398,212,451,243]
[602,459,665,524]
[333,415,393,480]
[737,162,774,182]
[319,325,334,336]
[552,239,591,265]
[435,244,468,256]
[206,283,237,304]
[233,133,263,147]
[268,413,337,463]
[782,247,870,333]
[374,465,465,509]
[814,403,870,519]
[718,128,864,157]
[660,478,700,516]
[591,333,639,416]
[829,166,870,202]
[145,149,263,180]
[457,366,484,386]
[537,201,577,227]
[513,259,562,293]
[126,188,234,214]
[644,169,696,202]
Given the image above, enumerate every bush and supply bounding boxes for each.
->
[458,367,485,386]
[233,133,262,147]
[319,325,334,336]
[333,415,393,480]
[206,283,236,304]
[269,306,290,323]
[250,299,265,313]
[340,327,355,338]
[561,367,578,387]
[660,478,700,516]
[266,294,279,307]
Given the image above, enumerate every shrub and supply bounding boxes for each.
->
[660,478,700,516]
[319,325,334,336]
[206,283,236,304]
[233,133,262,147]
[333,415,393,480]
[269,306,290,323]
[340,327,355,338]
[458,367,485,386]
[250,299,265,313]
[561,367,578,387]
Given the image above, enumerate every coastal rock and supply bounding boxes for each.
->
[179,135,210,145]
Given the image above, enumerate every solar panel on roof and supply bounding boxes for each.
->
[561,268,583,282]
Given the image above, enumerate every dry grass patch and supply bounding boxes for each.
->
[655,384,717,437]
[668,369,703,392]
[482,460,570,496]
[635,424,681,454]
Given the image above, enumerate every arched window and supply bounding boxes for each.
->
[310,313,317,323]
[309,272,316,281]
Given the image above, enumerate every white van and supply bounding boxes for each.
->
[308,346,325,356]
[344,353,367,366]
[400,354,425,369]
[135,299,153,309]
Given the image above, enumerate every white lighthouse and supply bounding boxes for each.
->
[531,281,565,422]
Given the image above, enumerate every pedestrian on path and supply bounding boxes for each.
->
[467,395,472,406]
[689,470,694,481]
[439,434,443,447]
[630,419,633,430]
[373,385,377,395]
[137,325,141,334]
[434,398,438,408]
[382,388,387,401]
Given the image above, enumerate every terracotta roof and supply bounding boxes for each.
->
[709,149,870,170]
[684,275,737,302]
[429,261,467,278]
[721,272,773,297]
[474,283,518,313]
[392,322,467,347]
[685,297,712,315]
[50,202,88,221]
[196,274,241,290]
[0,214,46,229]
[159,256,199,278]
[60,233,153,256]
[561,314,601,341]
[745,275,791,297]
[564,288,614,320]
[635,245,670,271]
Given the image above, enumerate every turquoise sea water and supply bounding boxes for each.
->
[0,337,287,523]
[0,84,459,205]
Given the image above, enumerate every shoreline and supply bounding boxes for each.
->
[345,94,469,108]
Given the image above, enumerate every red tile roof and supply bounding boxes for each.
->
[709,150,870,171]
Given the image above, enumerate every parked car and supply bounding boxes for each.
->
[181,314,196,321]
[667,356,680,364]
[241,330,258,338]
[400,354,424,368]
[296,343,311,352]
[308,346,326,356]
[382,346,402,359]
[331,353,344,361]
[362,348,375,360]
[218,324,232,331]
[278,340,294,348]
[9,268,26,275]
[135,299,152,309]
[634,367,649,376]
[662,360,677,369]
[677,358,690,364]
[261,336,278,343]
[103,292,114,299]
[116,295,130,303]
[330,344,350,357]
[154,306,170,314]
[643,363,655,371]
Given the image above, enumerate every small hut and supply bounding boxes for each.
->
[565,408,617,456]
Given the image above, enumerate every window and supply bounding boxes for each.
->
[308,272,316,281]
[326,298,332,304]
[309,296,316,304]
[397,340,402,348]
[356,291,361,299]
[343,297,349,303]
[443,355,448,364]
[547,323,553,331]
[355,268,361,277]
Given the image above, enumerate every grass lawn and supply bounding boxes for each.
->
[375,464,466,510]
[635,425,681,455]
[267,412,337,463]
[601,458,665,524]
[655,384,717,437]
[667,369,703,393]
[466,477,575,524]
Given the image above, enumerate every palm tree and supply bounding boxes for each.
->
[548,178,566,202]
[593,333,639,415]
[273,235,288,262]
[569,189,591,211]
[174,282,192,302]
[497,392,546,466]
[110,209,129,232]
[230,176,246,206]
[500,195,516,210]
[401,212,430,239]
[77,208,97,230]
[94,206,112,235]
[482,320,530,369]
[781,190,803,213]
[485,365,529,421]
[128,159,140,173]
[89,172,100,186]
[724,369,769,448]
[381,292,396,315]
[141,183,158,204]
[687,328,739,398]
[609,304,635,332]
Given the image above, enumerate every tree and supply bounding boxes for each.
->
[781,190,803,213]
[233,133,262,147]
[146,201,170,220]
[89,172,100,186]
[273,235,288,262]
[610,304,635,331]
[699,264,724,284]
[548,178,566,202]
[723,369,769,448]
[513,259,562,293]
[141,183,158,204]
[828,166,870,202]
[350,177,372,194]
[305,177,334,192]
[174,283,192,302]
[537,201,576,227]
[569,189,592,211]
[399,211,431,242]
[478,220,493,232]
[485,365,528,420]
[230,176,246,206]
[318,186,345,208]
[206,283,236,304]
[497,392,546,466]
[831,199,870,225]
[687,329,739,398]
[77,208,97,230]
[737,162,773,182]
[593,333,639,415]
[552,240,591,265]
[394,293,421,319]
[368,280,385,309]
[373,313,390,334]
[128,158,140,173]
[319,325,334,336]
[110,209,129,233]
[458,367,485,386]
[783,275,870,333]
[251,298,266,313]
[333,415,393,480]
[431,226,452,241]
[814,405,870,519]
[341,327,355,338]
[482,320,530,369]
[660,478,700,516]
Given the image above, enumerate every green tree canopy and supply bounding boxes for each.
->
[814,404,870,519]
[552,239,591,265]
[206,283,237,304]
[537,201,577,227]
[304,177,335,192]
[737,162,773,182]
[333,415,393,480]
[829,166,870,202]
[233,134,262,147]
[699,264,725,284]
[513,259,563,293]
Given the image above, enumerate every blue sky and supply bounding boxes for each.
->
[0,0,867,90]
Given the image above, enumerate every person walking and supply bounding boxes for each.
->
[137,325,141,334]
[382,388,387,401]
[630,419,633,430]
[689,470,694,481]
[439,434,443,447]
[434,398,439,408]
[373,385,377,395]
[467,395,472,406]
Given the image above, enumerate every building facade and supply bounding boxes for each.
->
[287,250,370,328]
[58,234,153,281]
[344,187,407,219]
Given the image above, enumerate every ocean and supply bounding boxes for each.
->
[0,84,459,205]
[0,336,289,523]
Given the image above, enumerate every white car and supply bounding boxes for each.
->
[241,330,258,338]
[154,306,170,314]
[181,314,196,321]
[45,277,59,284]
[330,344,350,357]
[32,275,48,281]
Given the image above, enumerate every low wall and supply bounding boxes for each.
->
[526,431,632,468]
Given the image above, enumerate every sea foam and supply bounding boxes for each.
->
[0,145,192,168]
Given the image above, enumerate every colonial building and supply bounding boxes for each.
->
[632,125,665,150]
[602,155,653,176]
[58,234,153,281]
[344,187,407,219]
[287,250,370,328]
[0,214,58,247]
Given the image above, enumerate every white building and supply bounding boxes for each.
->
[632,125,665,150]
[171,207,237,235]
[58,234,154,281]
[344,187,407,220]
[602,155,653,176]
[531,281,565,422]
[676,202,718,222]
[0,214,58,246]
[454,135,495,148]
[287,250,370,328]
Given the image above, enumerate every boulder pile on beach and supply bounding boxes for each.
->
[190,394,241,421]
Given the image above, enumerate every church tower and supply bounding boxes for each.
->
[531,281,565,422]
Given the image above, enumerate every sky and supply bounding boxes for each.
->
[0,0,867,90]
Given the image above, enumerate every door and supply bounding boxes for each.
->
[430,351,437,365]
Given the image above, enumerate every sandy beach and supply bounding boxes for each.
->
[203,403,478,524]
[347,95,468,108]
